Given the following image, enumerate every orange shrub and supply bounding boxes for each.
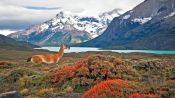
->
[51,60,87,84]
[82,79,138,98]
[51,55,138,86]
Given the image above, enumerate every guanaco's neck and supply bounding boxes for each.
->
[57,45,64,59]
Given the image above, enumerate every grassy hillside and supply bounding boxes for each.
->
[0,49,175,98]
[0,34,39,51]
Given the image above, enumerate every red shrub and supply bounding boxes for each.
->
[128,93,159,98]
[51,60,87,84]
[51,55,138,86]
[82,79,138,98]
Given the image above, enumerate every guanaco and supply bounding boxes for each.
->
[27,44,70,64]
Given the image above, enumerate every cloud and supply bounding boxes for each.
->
[0,2,60,30]
[0,29,18,36]
[0,0,144,30]
[0,2,58,21]
[24,6,61,10]
[0,20,37,29]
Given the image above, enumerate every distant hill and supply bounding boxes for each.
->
[0,34,39,50]
[77,0,175,50]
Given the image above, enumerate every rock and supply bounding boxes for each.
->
[0,91,22,98]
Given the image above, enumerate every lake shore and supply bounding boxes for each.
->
[36,47,175,54]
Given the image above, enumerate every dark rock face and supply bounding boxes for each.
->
[77,18,140,47]
[78,0,175,50]
[0,91,22,98]
[107,15,175,50]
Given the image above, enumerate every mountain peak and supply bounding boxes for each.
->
[100,8,121,16]
[56,11,64,18]
[9,9,120,46]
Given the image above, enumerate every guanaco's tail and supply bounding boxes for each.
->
[27,57,32,62]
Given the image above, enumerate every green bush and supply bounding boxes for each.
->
[18,74,49,89]
[6,68,39,83]
[0,76,6,85]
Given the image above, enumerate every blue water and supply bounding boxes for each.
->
[35,47,175,54]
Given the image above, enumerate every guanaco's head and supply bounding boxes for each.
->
[61,44,70,49]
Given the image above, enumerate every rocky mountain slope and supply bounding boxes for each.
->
[78,0,175,50]
[9,9,120,46]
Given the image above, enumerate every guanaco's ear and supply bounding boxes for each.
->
[65,44,70,49]
[67,45,70,49]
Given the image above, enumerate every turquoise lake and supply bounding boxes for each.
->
[36,47,175,54]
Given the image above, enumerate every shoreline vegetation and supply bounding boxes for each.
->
[0,48,175,98]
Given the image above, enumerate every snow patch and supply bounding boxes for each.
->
[169,12,175,17]
[132,17,152,24]
[164,11,175,18]
[74,25,84,31]
[40,24,49,31]
[123,15,130,19]
[52,18,60,26]
[130,10,133,13]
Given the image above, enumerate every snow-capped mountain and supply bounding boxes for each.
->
[78,0,175,50]
[99,8,121,25]
[9,9,120,46]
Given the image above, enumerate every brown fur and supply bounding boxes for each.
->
[0,61,13,65]
[28,44,69,64]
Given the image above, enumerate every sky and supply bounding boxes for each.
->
[0,0,144,35]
